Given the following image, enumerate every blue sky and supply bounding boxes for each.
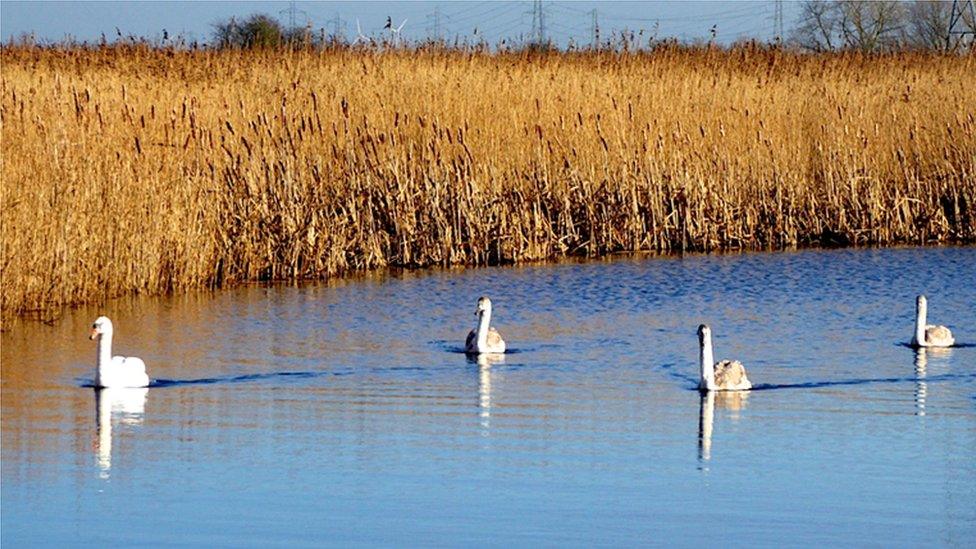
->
[1,1,801,47]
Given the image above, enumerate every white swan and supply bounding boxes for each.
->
[698,324,752,392]
[912,295,954,348]
[465,296,507,354]
[90,316,150,388]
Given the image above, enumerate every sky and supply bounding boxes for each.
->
[0,1,803,47]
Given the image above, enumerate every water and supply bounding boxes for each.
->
[2,247,975,547]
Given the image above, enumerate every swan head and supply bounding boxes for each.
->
[697,324,711,344]
[475,296,493,316]
[90,316,114,340]
[916,294,927,311]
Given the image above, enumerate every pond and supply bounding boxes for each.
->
[2,247,974,546]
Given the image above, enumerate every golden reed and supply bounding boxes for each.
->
[2,45,974,321]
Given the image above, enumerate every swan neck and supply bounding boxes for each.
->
[96,333,113,381]
[476,308,491,349]
[914,301,927,346]
[699,333,715,391]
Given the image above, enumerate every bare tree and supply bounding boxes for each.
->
[791,0,976,52]
[905,0,953,50]
[793,0,906,52]
[792,0,838,51]
[834,0,905,52]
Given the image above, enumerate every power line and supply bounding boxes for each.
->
[527,0,548,45]
[590,8,599,47]
[326,12,346,41]
[550,2,590,16]
[596,2,764,24]
[279,0,308,30]
[947,0,976,50]
[296,1,784,49]
[721,19,774,40]
[773,0,784,41]
[444,2,516,26]
[482,15,530,42]
[437,5,525,44]
[427,5,446,40]
[436,10,449,40]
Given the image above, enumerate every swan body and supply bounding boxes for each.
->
[698,324,752,392]
[911,295,954,348]
[90,316,150,388]
[465,296,506,354]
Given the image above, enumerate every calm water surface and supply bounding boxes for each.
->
[2,248,975,546]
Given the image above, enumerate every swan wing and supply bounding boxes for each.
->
[925,325,954,347]
[714,360,752,391]
[114,355,147,372]
[108,356,150,387]
[487,328,505,348]
[466,328,506,353]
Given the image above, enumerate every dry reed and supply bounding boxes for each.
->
[2,45,974,321]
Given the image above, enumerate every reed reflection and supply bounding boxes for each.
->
[697,390,749,465]
[95,388,148,479]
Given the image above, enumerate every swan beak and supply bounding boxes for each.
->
[89,329,99,340]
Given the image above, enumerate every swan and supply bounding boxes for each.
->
[697,324,752,392]
[90,316,150,388]
[465,296,507,354]
[912,295,954,348]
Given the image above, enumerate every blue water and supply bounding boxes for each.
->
[2,247,975,546]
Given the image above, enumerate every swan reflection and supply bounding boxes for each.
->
[95,387,148,478]
[698,390,749,464]
[913,347,950,417]
[473,353,504,430]
[914,348,928,416]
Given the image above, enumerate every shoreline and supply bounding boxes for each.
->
[4,244,973,328]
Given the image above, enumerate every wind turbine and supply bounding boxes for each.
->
[384,16,407,46]
[353,19,369,45]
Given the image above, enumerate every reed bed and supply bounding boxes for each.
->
[2,45,974,321]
